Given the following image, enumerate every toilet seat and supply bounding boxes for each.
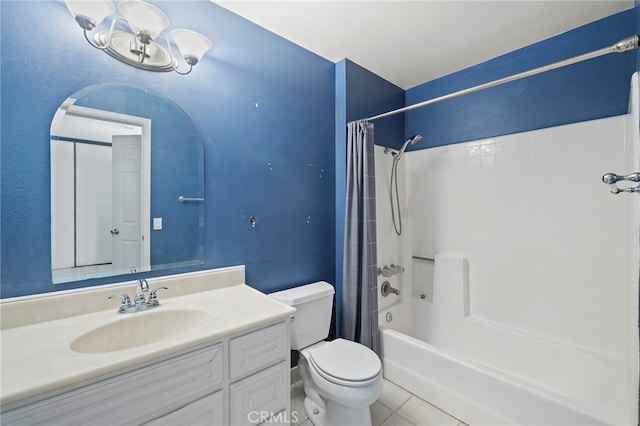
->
[305,339,381,387]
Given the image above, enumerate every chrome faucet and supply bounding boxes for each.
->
[108,279,168,313]
[134,278,150,307]
[381,281,400,297]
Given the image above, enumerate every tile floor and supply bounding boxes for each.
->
[290,378,468,426]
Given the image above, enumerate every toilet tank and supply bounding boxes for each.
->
[269,281,334,350]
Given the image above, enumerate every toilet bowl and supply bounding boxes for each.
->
[269,282,382,426]
[300,339,383,425]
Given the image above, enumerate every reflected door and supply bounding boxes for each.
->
[75,142,112,266]
[112,135,142,272]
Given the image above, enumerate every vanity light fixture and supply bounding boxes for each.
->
[64,0,212,75]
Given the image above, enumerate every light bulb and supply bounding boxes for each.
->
[170,29,212,66]
[118,0,169,44]
[65,0,115,30]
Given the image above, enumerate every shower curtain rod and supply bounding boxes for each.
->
[353,35,639,123]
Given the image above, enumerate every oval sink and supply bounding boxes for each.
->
[70,309,210,354]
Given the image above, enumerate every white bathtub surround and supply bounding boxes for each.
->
[374,147,413,314]
[624,72,640,420]
[380,256,626,424]
[375,103,639,424]
[405,117,633,356]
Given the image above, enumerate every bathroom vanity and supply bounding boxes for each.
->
[0,266,295,426]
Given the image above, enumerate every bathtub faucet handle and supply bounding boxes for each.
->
[389,264,405,274]
[378,266,393,277]
[381,281,400,297]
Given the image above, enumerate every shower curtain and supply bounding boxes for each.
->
[342,120,380,355]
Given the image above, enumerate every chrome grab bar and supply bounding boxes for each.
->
[602,172,640,194]
[412,255,435,262]
[178,196,204,203]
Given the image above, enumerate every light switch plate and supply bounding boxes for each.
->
[153,217,163,230]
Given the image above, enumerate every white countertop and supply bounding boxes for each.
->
[0,283,295,408]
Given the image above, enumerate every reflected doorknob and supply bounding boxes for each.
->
[110,228,120,235]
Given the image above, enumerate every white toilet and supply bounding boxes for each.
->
[270,281,382,426]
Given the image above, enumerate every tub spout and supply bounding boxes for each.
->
[381,281,400,297]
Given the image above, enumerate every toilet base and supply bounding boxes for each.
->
[304,396,325,426]
[305,396,372,426]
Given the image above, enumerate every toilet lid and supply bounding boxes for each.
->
[307,339,381,384]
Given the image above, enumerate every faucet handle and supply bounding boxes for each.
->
[108,293,132,313]
[380,281,400,297]
[389,264,405,274]
[147,287,168,306]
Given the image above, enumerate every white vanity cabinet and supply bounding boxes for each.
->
[145,391,225,426]
[229,322,290,426]
[1,319,290,426]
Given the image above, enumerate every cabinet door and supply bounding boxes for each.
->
[229,362,288,426]
[230,322,287,381]
[1,344,223,426]
[144,391,223,426]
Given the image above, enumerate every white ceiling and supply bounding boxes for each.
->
[215,1,634,89]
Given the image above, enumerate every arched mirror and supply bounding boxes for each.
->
[50,83,204,283]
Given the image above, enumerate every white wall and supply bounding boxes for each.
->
[399,115,632,358]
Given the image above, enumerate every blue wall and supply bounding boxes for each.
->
[1,1,335,297]
[405,7,639,149]
[2,1,637,303]
[637,4,640,70]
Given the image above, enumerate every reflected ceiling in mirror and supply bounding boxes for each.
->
[50,83,204,283]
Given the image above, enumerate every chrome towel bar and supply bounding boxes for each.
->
[178,196,204,203]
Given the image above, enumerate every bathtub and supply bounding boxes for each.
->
[380,300,632,426]
[373,80,639,424]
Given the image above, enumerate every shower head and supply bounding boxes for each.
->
[398,134,423,156]
[407,134,423,145]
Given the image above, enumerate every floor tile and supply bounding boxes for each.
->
[370,401,393,426]
[378,379,412,411]
[290,377,463,426]
[380,413,415,426]
[397,396,459,426]
[290,381,308,425]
